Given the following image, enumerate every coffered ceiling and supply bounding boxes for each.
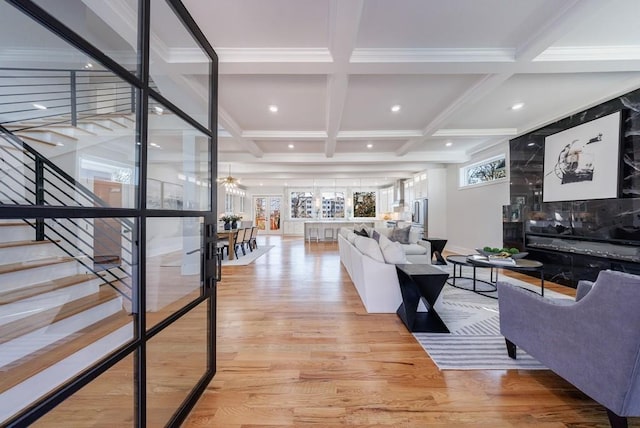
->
[6,0,640,189]
[178,0,640,188]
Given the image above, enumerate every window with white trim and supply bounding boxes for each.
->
[460,154,506,187]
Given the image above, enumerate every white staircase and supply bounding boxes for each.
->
[0,220,132,422]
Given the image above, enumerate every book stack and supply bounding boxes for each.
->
[487,254,516,265]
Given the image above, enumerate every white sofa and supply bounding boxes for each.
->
[338,227,432,313]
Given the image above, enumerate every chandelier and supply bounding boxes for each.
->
[217,165,239,190]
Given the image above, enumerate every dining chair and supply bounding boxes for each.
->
[234,228,246,257]
[241,227,253,252]
[248,226,258,250]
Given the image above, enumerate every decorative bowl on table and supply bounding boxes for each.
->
[475,248,528,259]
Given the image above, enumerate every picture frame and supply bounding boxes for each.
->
[542,110,622,202]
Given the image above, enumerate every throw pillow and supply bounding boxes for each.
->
[380,240,407,264]
[371,230,381,242]
[354,236,385,263]
[389,225,411,244]
[353,228,368,237]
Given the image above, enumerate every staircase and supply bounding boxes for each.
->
[0,219,133,422]
[0,67,142,422]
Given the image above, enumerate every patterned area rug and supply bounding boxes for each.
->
[413,265,571,370]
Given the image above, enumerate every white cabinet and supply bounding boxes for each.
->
[413,172,428,199]
[283,221,305,235]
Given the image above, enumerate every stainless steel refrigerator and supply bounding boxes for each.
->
[411,198,428,239]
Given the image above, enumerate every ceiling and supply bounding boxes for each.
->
[179,0,640,188]
[6,0,640,190]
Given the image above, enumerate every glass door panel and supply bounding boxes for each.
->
[254,196,281,234]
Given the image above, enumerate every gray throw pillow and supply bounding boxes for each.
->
[389,225,411,244]
[371,230,381,242]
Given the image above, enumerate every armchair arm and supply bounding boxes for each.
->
[575,280,594,302]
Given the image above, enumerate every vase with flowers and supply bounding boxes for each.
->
[220,214,242,230]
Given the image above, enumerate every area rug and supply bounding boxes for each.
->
[413,265,572,370]
[222,245,274,266]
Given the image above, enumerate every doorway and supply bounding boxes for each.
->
[93,179,123,269]
[253,195,281,234]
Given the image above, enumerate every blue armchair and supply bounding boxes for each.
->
[497,270,640,428]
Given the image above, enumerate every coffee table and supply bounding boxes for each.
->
[467,256,545,296]
[395,264,450,333]
[446,255,498,296]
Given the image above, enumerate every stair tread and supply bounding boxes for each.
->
[0,222,29,227]
[0,273,97,305]
[0,256,75,275]
[0,309,131,393]
[0,287,121,345]
[0,239,51,249]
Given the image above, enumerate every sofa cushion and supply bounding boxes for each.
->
[371,229,381,242]
[347,231,357,243]
[378,234,407,264]
[403,243,428,255]
[354,236,385,263]
[389,225,411,244]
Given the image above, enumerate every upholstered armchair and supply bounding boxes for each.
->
[497,270,640,428]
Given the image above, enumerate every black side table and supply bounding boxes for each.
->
[424,238,448,265]
[395,264,450,333]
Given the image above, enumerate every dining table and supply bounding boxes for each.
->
[216,229,238,260]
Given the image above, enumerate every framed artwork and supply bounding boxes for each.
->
[542,110,621,202]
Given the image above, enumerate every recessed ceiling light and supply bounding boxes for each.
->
[33,103,47,110]
[445,141,453,147]
[527,142,535,146]
[150,142,161,148]
[154,106,164,114]
[288,143,294,149]
[56,142,64,146]
[83,63,93,69]
[259,183,263,186]
[366,143,373,149]
[391,104,401,112]
[269,105,278,113]
[511,103,524,110]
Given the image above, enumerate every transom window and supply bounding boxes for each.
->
[460,154,507,187]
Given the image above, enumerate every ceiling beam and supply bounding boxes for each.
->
[395,73,513,156]
[324,0,364,158]
[514,0,606,62]
[218,108,264,158]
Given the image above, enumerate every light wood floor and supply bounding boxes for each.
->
[182,235,637,427]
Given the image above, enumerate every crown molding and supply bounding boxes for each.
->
[350,48,515,63]
[337,130,422,139]
[242,130,328,139]
[433,128,518,137]
[213,48,333,63]
[535,45,640,62]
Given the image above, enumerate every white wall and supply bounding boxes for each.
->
[426,168,447,238]
[445,142,510,255]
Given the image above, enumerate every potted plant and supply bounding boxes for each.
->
[220,214,242,230]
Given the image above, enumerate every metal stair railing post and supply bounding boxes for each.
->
[70,70,77,127]
[35,156,45,241]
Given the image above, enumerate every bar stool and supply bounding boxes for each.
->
[307,227,319,243]
[324,227,335,241]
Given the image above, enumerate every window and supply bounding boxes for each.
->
[460,155,506,187]
[322,192,345,218]
[290,191,313,218]
[353,191,376,217]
